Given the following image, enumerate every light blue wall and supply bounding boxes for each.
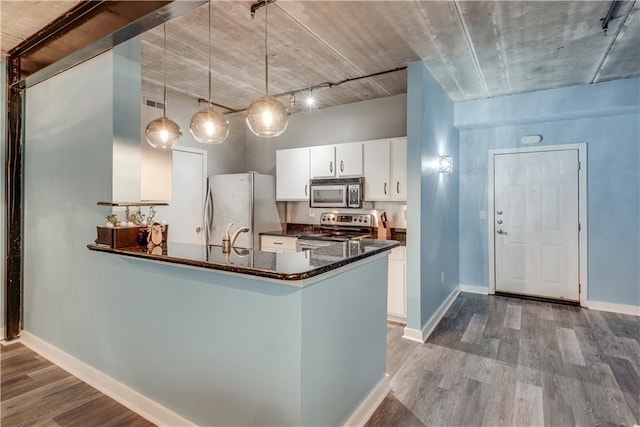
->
[455,79,640,128]
[112,37,142,201]
[301,257,387,426]
[22,43,387,425]
[21,47,300,426]
[457,78,640,306]
[406,61,460,331]
[1,59,5,332]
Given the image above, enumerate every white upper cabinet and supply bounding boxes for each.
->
[276,147,310,201]
[363,140,391,201]
[390,137,407,200]
[310,143,363,178]
[277,138,402,202]
[363,137,406,201]
[336,142,363,177]
[310,146,336,178]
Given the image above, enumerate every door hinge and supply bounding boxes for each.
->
[578,222,581,231]
[578,161,581,171]
[579,283,582,294]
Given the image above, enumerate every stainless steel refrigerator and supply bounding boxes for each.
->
[204,172,281,249]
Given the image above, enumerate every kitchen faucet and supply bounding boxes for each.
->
[222,223,250,253]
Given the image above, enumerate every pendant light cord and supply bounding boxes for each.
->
[264,0,269,96]
[163,22,167,117]
[208,0,212,105]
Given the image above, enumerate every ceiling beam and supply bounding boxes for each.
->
[8,0,206,88]
[591,0,637,83]
[450,1,490,99]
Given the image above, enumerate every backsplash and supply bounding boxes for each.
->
[285,201,407,229]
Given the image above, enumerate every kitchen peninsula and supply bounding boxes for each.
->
[87,239,398,426]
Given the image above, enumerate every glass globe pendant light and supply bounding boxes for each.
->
[189,1,229,144]
[145,22,182,150]
[246,0,289,137]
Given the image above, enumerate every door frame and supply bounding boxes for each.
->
[487,143,588,306]
[171,145,207,244]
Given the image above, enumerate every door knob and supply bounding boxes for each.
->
[497,210,503,215]
[496,229,507,235]
[196,227,202,233]
[497,219,503,224]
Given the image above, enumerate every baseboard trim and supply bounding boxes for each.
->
[402,328,424,343]
[587,300,640,317]
[386,313,406,324]
[343,374,390,427]
[402,286,461,343]
[459,284,489,295]
[20,331,196,427]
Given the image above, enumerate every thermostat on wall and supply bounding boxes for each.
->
[521,134,543,144]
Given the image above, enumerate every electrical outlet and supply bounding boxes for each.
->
[309,209,315,217]
[441,271,444,283]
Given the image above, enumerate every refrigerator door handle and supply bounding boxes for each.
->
[203,186,213,245]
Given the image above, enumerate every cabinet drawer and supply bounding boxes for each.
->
[261,235,298,251]
[389,246,405,261]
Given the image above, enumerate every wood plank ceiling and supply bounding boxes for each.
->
[2,1,639,113]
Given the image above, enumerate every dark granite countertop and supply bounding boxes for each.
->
[87,239,399,284]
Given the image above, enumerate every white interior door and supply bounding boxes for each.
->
[494,150,579,301]
[155,148,206,245]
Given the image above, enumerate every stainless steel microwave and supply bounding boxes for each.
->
[309,177,364,208]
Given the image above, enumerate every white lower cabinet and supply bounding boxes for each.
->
[261,235,298,253]
[387,246,406,321]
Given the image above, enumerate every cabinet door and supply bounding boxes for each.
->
[336,142,363,177]
[390,137,407,201]
[363,140,390,201]
[387,260,406,318]
[276,148,310,201]
[310,146,336,178]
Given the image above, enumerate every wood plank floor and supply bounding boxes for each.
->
[1,342,155,427]
[367,293,640,427]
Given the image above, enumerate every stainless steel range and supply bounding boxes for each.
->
[297,213,374,251]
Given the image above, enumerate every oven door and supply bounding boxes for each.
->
[310,184,347,207]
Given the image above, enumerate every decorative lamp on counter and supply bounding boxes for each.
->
[145,23,182,150]
[246,0,289,137]
[189,1,229,144]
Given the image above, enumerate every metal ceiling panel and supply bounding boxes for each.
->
[457,1,638,98]
[141,1,394,111]
[368,1,488,101]
[3,0,640,107]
